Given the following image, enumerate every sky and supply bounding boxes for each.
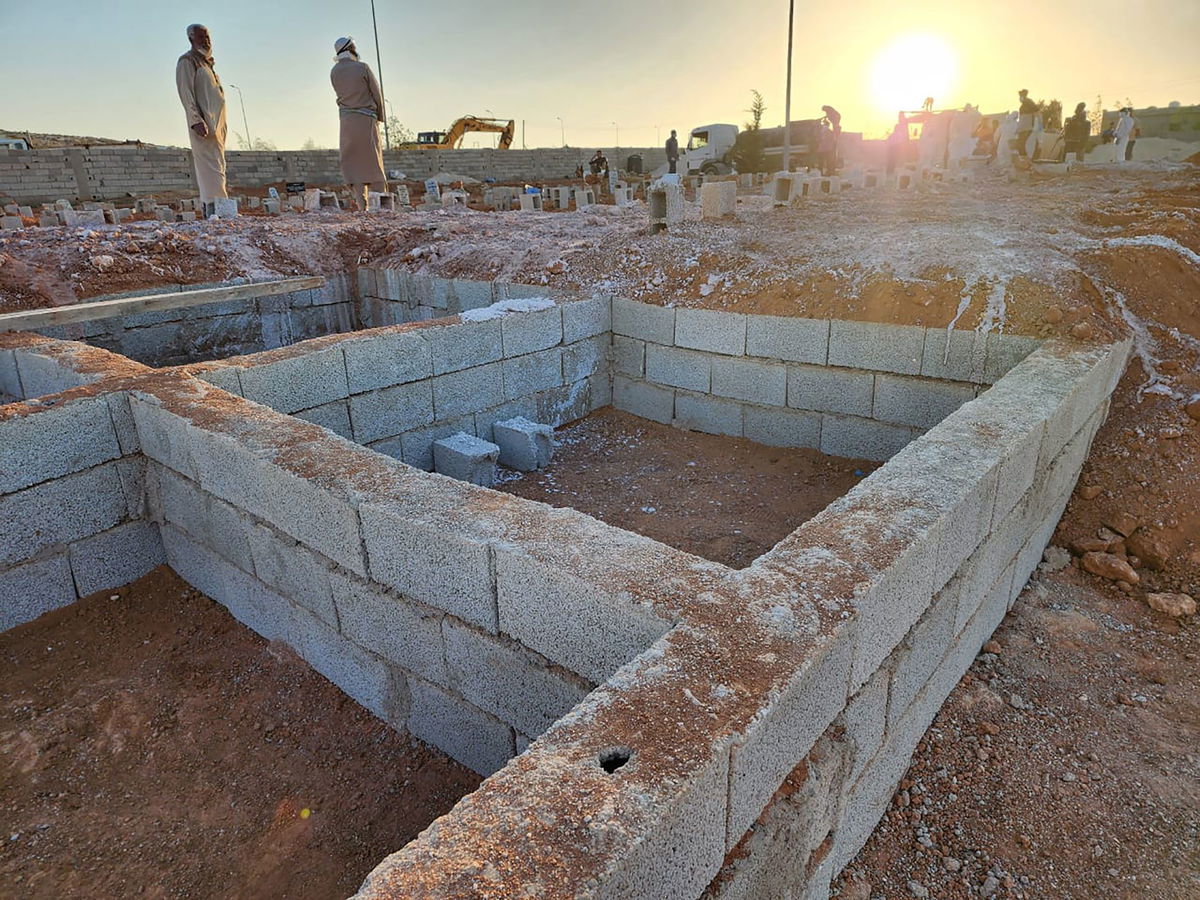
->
[2,1,1198,150]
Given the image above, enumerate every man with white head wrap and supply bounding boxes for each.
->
[330,37,388,211]
[176,24,228,216]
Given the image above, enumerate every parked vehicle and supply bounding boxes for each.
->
[678,120,825,175]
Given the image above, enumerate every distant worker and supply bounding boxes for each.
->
[972,116,997,158]
[176,24,228,217]
[1113,107,1136,164]
[589,149,608,176]
[922,97,934,113]
[1127,113,1140,162]
[821,105,842,173]
[1015,89,1038,158]
[330,37,388,211]
[1063,102,1090,163]
[886,113,910,173]
[666,129,680,174]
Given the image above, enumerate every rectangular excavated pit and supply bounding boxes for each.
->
[0,273,1131,899]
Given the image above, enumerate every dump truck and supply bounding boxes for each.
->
[677,121,827,175]
[399,116,515,151]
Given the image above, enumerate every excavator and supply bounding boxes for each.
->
[398,116,515,150]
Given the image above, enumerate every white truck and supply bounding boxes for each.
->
[677,121,827,175]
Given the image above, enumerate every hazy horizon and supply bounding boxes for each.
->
[2,0,1198,151]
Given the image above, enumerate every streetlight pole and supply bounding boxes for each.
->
[371,0,390,150]
[229,83,252,150]
[557,116,565,147]
[781,0,794,173]
[612,121,619,147]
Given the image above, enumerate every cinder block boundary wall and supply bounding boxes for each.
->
[0,295,1129,899]
[0,146,669,205]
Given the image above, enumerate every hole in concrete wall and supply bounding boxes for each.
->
[599,746,633,773]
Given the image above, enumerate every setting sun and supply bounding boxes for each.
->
[869,32,959,120]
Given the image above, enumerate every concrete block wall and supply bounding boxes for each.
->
[189,289,612,471]
[0,391,163,632]
[611,298,1039,462]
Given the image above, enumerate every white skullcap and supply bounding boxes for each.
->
[334,36,354,53]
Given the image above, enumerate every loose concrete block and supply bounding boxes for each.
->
[443,618,590,737]
[0,397,122,494]
[645,344,711,392]
[493,417,554,471]
[828,321,924,375]
[0,554,77,632]
[406,677,515,776]
[612,297,674,345]
[712,357,786,406]
[394,416,476,471]
[674,308,746,356]
[572,188,597,208]
[360,497,497,631]
[518,192,543,212]
[921,327,988,383]
[561,335,608,384]
[746,315,829,365]
[0,463,129,568]
[238,347,349,414]
[246,521,338,627]
[330,572,448,684]
[503,348,563,400]
[474,399,537,444]
[293,400,354,440]
[428,318,503,375]
[613,376,673,425]
[1,215,24,231]
[561,295,611,343]
[819,415,915,462]
[674,392,743,437]
[700,180,737,219]
[350,380,436,444]
[612,335,645,378]
[68,520,165,598]
[873,374,976,429]
[343,330,433,394]
[433,361,505,420]
[743,405,821,449]
[787,365,874,416]
[432,432,500,487]
[213,197,238,218]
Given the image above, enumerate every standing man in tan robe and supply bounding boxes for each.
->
[330,37,388,211]
[176,24,228,217]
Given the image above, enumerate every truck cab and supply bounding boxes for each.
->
[681,123,738,175]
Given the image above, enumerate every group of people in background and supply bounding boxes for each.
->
[176,24,388,215]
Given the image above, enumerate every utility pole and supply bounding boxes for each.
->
[371,0,390,150]
[781,0,794,173]
[612,121,619,147]
[557,116,565,147]
[229,83,252,150]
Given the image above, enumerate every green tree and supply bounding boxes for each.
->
[733,89,767,174]
[384,115,414,149]
[1035,99,1062,131]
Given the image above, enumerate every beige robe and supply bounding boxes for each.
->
[176,51,229,203]
[331,55,387,204]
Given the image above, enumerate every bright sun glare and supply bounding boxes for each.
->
[869,33,958,118]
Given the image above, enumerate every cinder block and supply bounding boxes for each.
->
[246,520,338,627]
[14,349,89,398]
[501,305,562,357]
[443,618,590,737]
[68,520,165,597]
[155,465,255,572]
[645,344,711,392]
[872,375,975,429]
[238,347,349,414]
[613,376,673,424]
[743,405,821,449]
[984,333,1041,383]
[712,357,786,406]
[503,348,563,400]
[612,297,675,345]
[493,417,554,471]
[406,677,515,776]
[674,392,743,437]
[613,335,645,377]
[820,415,914,463]
[433,361,505,420]
[427,318,503,375]
[0,397,121,494]
[535,378,603,425]
[887,585,957,728]
[0,349,21,399]
[921,327,987,383]
[474,399,537,444]
[828,321,924,375]
[674,308,746,356]
[329,571,448,684]
[394,416,476,471]
[562,295,611,343]
[561,335,608,384]
[0,463,129,568]
[746,315,829,365]
[841,666,889,781]
[342,330,433,393]
[700,180,737,219]
[787,365,874,416]
[432,432,500,486]
[0,554,77,632]
[350,380,436,444]
[293,400,354,440]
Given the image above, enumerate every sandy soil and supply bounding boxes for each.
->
[0,568,481,900]
[497,408,876,569]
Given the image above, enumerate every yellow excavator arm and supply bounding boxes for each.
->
[398,116,515,150]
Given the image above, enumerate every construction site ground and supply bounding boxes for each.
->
[497,407,875,569]
[0,568,481,900]
[1,162,1198,897]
